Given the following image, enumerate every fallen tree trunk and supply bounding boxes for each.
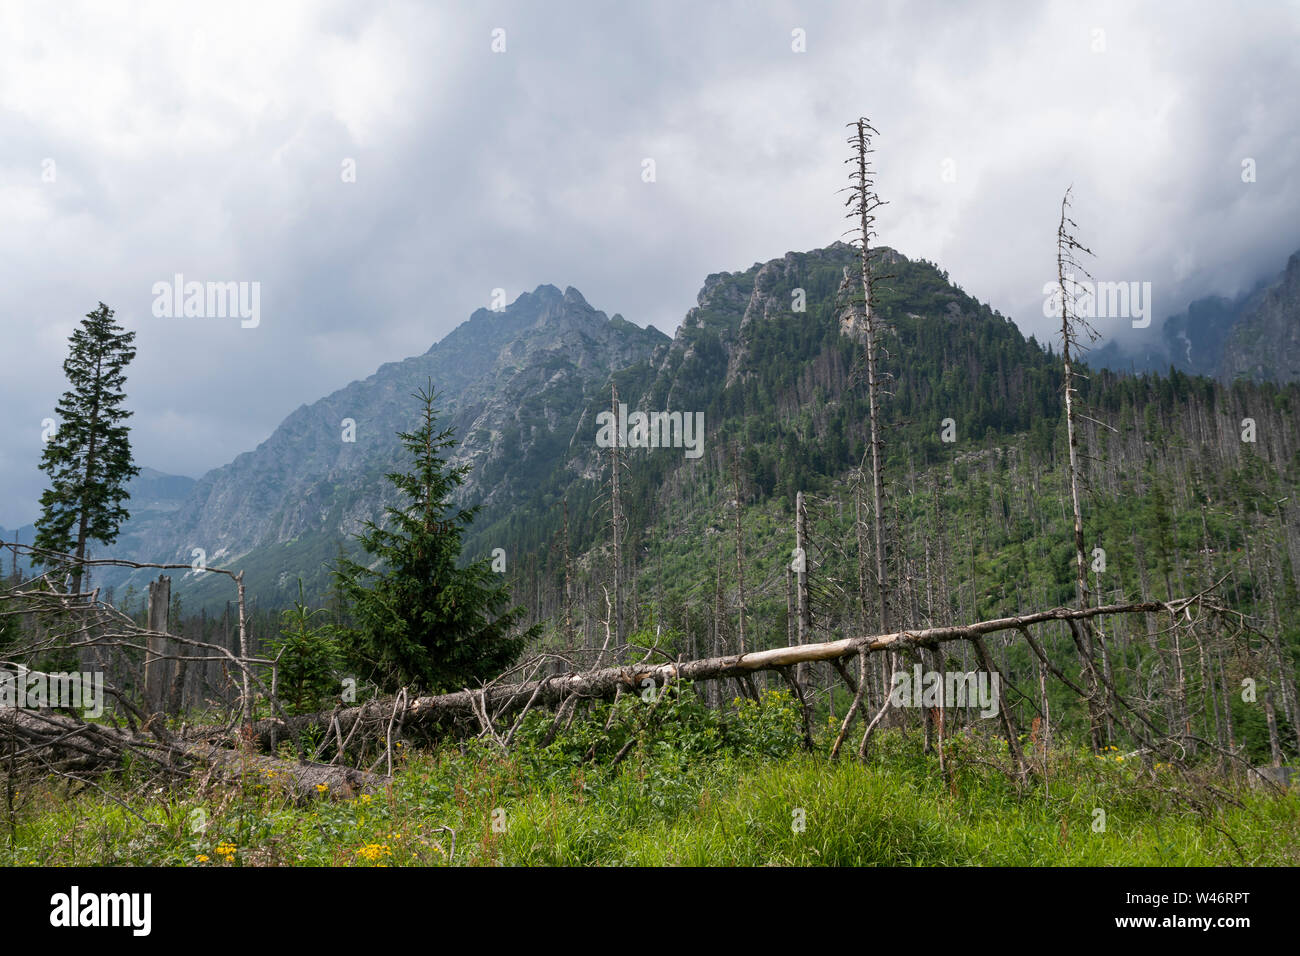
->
[239,599,1184,751]
[0,708,387,802]
[173,739,386,801]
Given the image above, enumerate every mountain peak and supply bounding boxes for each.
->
[494,284,593,316]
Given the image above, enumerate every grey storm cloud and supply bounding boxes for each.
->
[1,0,1297,525]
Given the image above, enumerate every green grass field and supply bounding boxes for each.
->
[3,690,1295,866]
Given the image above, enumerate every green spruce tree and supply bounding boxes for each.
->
[271,580,345,714]
[33,302,140,596]
[333,384,536,693]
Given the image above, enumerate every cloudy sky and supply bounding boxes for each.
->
[1,0,1297,526]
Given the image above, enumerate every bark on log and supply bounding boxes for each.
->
[238,600,1179,751]
[0,707,387,802]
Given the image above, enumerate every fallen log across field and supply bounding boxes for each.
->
[0,707,388,801]
[237,598,1199,754]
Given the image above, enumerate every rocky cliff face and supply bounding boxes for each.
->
[1220,251,1300,383]
[1092,249,1300,384]
[55,240,1063,608]
[97,286,667,599]
[646,243,872,412]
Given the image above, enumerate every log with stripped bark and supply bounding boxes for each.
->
[238,599,1190,751]
[0,707,387,801]
[3,597,1223,785]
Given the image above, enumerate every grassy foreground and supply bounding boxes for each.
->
[2,691,1296,866]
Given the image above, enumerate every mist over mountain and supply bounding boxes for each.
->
[1091,249,1300,383]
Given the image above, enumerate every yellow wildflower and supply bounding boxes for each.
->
[355,843,393,863]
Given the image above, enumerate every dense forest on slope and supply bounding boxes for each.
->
[4,241,1298,878]
[42,239,1295,766]
[465,244,1300,765]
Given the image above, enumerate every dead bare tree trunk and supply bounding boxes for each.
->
[236,571,252,727]
[855,477,869,632]
[166,656,187,719]
[609,384,624,654]
[785,564,794,649]
[731,444,748,654]
[143,574,171,716]
[1055,186,1104,752]
[563,498,575,650]
[848,117,890,635]
[795,490,811,684]
[1265,686,1284,768]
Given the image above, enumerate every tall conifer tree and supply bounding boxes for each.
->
[33,302,140,597]
[333,384,535,692]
